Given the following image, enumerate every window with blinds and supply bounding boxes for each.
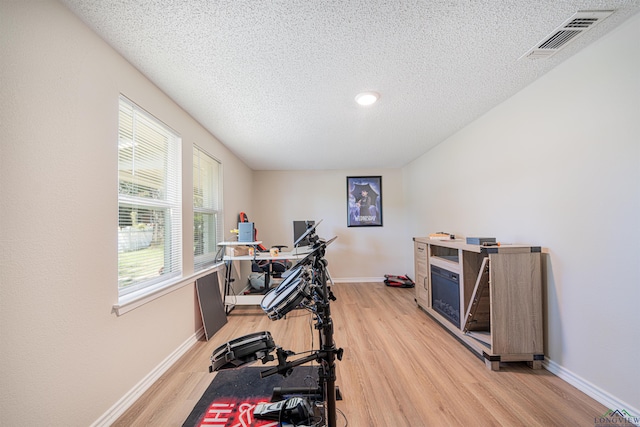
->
[193,146,222,271]
[118,96,182,297]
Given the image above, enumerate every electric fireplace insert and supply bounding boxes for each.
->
[431,264,460,328]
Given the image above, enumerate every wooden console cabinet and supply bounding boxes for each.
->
[413,237,543,370]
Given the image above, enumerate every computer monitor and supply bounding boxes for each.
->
[293,220,315,247]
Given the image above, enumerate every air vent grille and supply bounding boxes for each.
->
[565,18,599,28]
[538,30,581,50]
[521,10,614,60]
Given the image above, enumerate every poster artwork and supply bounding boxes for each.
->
[347,176,383,227]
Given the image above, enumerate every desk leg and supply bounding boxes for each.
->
[265,261,271,289]
[224,260,234,315]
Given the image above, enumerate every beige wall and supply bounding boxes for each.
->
[251,169,407,281]
[0,1,253,425]
[404,12,640,412]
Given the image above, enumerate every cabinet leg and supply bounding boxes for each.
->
[483,352,500,371]
[528,358,543,369]
[485,358,500,371]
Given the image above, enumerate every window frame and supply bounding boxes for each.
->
[117,95,183,302]
[193,145,223,272]
[113,97,227,316]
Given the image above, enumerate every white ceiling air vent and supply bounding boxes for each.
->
[521,10,614,60]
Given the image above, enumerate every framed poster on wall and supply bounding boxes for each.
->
[347,176,383,227]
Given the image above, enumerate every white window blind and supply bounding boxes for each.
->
[193,146,222,271]
[118,96,182,297]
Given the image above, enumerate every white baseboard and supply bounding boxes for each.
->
[90,327,205,427]
[544,358,640,425]
[333,277,384,283]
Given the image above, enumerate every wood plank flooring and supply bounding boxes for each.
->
[113,282,606,426]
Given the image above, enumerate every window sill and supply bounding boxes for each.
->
[112,262,226,316]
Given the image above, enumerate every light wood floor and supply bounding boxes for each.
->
[113,282,606,426]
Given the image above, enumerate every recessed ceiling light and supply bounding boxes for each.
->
[355,91,380,106]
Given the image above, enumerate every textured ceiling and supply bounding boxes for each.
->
[59,0,640,171]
